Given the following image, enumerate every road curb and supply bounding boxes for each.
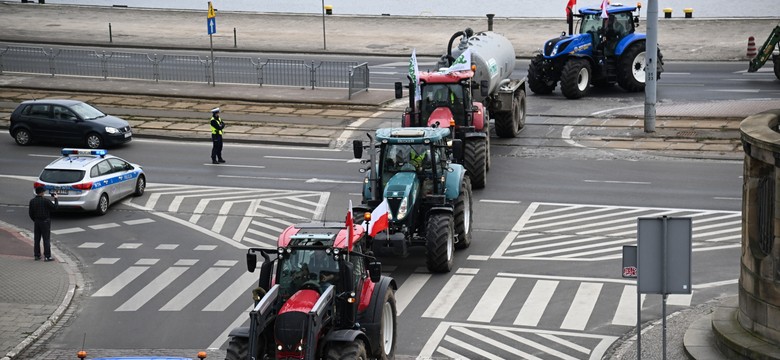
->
[0,220,81,360]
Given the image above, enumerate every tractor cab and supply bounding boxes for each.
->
[577,5,638,55]
[418,82,469,128]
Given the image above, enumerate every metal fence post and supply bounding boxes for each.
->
[109,23,113,43]
[153,54,159,82]
[48,47,55,76]
[310,61,316,89]
[0,47,7,75]
[233,27,237,48]
[101,51,107,79]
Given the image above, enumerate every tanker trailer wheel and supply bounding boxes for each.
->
[325,340,368,360]
[425,212,454,273]
[454,176,473,250]
[495,89,526,138]
[528,54,557,95]
[561,58,592,99]
[225,336,249,360]
[464,138,487,189]
[617,42,647,92]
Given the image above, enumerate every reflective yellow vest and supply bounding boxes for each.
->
[210,117,224,135]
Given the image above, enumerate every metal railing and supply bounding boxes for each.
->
[0,45,368,97]
[348,62,369,99]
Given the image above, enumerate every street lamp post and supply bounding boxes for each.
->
[321,0,327,50]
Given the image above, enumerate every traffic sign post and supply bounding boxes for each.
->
[207,1,216,86]
[635,216,692,360]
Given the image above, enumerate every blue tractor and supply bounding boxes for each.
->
[528,3,664,99]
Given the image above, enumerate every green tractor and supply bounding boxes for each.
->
[748,24,780,80]
[352,127,473,273]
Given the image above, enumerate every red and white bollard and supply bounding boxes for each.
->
[747,36,757,59]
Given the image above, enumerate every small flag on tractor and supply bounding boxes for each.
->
[409,49,422,102]
[346,200,354,251]
[368,198,389,237]
[600,0,609,18]
[565,0,577,17]
[443,49,472,74]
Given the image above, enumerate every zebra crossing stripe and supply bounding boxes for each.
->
[159,267,231,311]
[443,334,508,360]
[202,272,257,312]
[667,293,693,306]
[453,326,542,360]
[468,277,515,323]
[395,273,431,315]
[92,266,149,297]
[612,285,646,326]
[493,329,579,360]
[116,266,189,311]
[537,333,590,355]
[561,282,603,331]
[423,275,473,319]
[514,280,558,327]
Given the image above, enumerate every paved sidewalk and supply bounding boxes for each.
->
[0,221,76,360]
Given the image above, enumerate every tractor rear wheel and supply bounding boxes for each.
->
[561,58,592,99]
[617,42,646,92]
[225,336,249,360]
[494,89,526,138]
[774,56,780,80]
[425,212,454,273]
[326,340,368,360]
[454,176,472,250]
[528,54,556,95]
[464,138,487,189]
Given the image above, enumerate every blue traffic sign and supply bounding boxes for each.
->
[207,17,216,35]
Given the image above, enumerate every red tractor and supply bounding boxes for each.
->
[224,222,398,360]
[397,28,527,189]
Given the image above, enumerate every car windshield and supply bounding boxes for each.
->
[278,248,339,299]
[39,169,86,184]
[70,102,106,120]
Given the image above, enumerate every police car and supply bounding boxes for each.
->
[34,149,146,215]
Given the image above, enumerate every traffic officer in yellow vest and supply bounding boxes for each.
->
[210,107,226,164]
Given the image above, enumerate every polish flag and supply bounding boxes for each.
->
[565,0,577,17]
[346,200,354,251]
[368,198,389,238]
[600,0,609,18]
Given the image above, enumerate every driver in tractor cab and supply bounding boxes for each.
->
[309,242,339,292]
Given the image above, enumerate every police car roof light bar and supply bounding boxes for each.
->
[61,148,108,157]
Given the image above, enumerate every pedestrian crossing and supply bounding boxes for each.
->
[490,202,741,261]
[124,183,330,247]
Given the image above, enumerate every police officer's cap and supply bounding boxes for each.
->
[211,107,220,113]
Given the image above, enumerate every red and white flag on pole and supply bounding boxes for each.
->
[346,200,354,251]
[368,198,389,238]
[600,0,609,18]
[565,0,577,17]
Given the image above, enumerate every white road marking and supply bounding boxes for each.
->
[94,258,119,265]
[89,223,120,230]
[423,275,474,319]
[561,282,603,330]
[194,245,217,251]
[493,329,579,360]
[53,227,84,235]
[444,334,507,360]
[209,305,253,350]
[124,218,155,225]
[667,293,693,307]
[78,242,102,248]
[135,259,159,266]
[479,199,521,204]
[468,277,515,323]
[155,244,178,250]
[175,259,199,266]
[92,266,149,297]
[693,279,738,289]
[395,273,431,315]
[160,267,231,311]
[116,267,189,311]
[118,243,141,249]
[714,197,740,201]
[264,155,351,162]
[583,180,651,185]
[612,285,646,326]
[203,163,265,168]
[203,272,257,312]
[514,280,558,327]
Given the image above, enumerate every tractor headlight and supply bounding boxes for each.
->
[551,46,558,56]
[397,197,409,220]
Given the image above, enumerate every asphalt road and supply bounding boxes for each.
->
[0,137,742,358]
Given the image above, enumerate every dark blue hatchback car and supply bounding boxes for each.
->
[9,99,133,148]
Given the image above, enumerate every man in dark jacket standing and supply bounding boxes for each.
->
[210,107,226,164]
[29,186,58,261]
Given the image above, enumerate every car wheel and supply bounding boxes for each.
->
[95,193,109,216]
[14,129,32,146]
[133,175,146,196]
[86,133,103,149]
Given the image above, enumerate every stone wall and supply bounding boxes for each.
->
[739,109,780,344]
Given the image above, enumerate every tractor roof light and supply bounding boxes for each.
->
[471,64,476,71]
[449,119,455,127]
[364,212,371,221]
[277,345,283,351]
[77,351,87,359]
[197,351,208,359]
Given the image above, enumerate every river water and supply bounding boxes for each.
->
[21,0,780,18]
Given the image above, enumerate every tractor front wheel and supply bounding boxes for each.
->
[377,290,397,360]
[464,138,487,189]
[425,212,454,273]
[617,42,646,92]
[326,340,368,360]
[454,176,473,250]
[528,54,556,95]
[561,58,592,99]
[225,336,249,360]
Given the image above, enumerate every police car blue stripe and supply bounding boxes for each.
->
[91,170,141,189]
